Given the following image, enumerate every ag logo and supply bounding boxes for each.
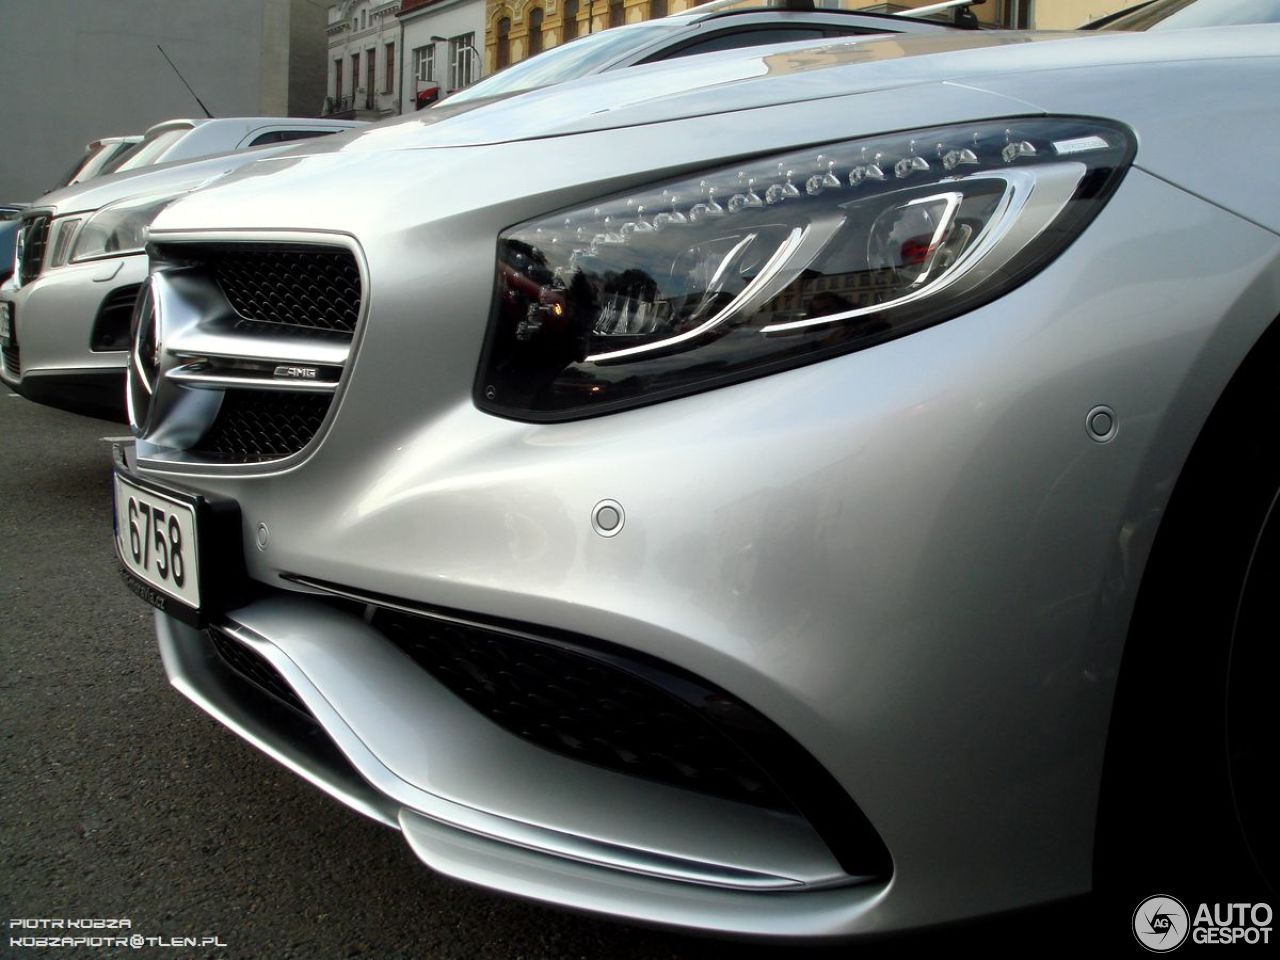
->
[1134,895,1190,952]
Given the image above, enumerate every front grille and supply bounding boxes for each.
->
[1,339,19,377]
[209,629,312,718]
[1,305,18,377]
[137,240,361,465]
[374,608,791,811]
[18,215,50,285]
[190,389,330,462]
[91,283,142,352]
[203,245,362,336]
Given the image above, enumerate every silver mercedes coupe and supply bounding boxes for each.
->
[112,20,1278,939]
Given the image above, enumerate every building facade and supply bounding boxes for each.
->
[399,0,487,112]
[325,1,404,118]
[483,0,699,74]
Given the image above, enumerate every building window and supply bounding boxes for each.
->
[650,0,667,16]
[495,18,510,70]
[366,48,376,106]
[360,9,367,30]
[528,8,544,57]
[351,52,359,98]
[334,58,343,100]
[609,0,624,29]
[563,0,579,42]
[412,45,435,83]
[450,33,478,89]
[385,42,395,93]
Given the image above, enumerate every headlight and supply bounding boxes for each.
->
[477,117,1134,420]
[47,217,83,269]
[71,194,174,262]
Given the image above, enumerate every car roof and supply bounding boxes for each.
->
[443,4,955,106]
[139,117,362,139]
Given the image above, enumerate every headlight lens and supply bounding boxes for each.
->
[477,117,1134,420]
[71,194,174,262]
[47,217,83,268]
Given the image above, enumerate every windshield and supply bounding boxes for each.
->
[54,147,95,192]
[697,0,966,21]
[444,22,682,103]
[110,127,193,174]
[99,142,141,175]
[1102,0,1280,28]
[68,141,138,185]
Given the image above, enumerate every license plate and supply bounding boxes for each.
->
[114,474,202,611]
[0,301,11,340]
[112,449,246,627]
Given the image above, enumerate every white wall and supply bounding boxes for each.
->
[325,0,403,114]
[400,0,485,114]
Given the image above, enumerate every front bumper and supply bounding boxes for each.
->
[159,597,900,937]
[0,253,146,419]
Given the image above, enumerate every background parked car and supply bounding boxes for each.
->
[0,119,365,420]
[106,116,365,176]
[0,204,25,286]
[58,136,144,190]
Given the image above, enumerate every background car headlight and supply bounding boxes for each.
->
[477,116,1134,420]
[71,194,174,262]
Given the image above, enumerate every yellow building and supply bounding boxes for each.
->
[484,0,693,73]
[482,1,1126,75]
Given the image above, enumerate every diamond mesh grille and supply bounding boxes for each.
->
[209,629,313,718]
[191,390,331,462]
[206,245,362,336]
[374,609,791,810]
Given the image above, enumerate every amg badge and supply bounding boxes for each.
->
[274,365,319,380]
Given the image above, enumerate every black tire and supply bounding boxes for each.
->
[1095,317,1280,927]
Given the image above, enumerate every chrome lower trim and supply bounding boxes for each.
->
[159,595,856,895]
[167,366,340,393]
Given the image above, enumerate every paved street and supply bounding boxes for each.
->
[0,392,1102,959]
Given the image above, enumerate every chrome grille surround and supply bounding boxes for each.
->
[130,232,368,474]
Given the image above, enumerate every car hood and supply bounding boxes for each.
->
[152,24,1276,237]
[31,142,299,217]
[229,26,1250,159]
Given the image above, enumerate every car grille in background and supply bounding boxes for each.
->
[91,283,142,352]
[205,245,362,336]
[1,338,19,378]
[208,628,313,718]
[373,608,792,811]
[191,389,331,463]
[18,214,50,285]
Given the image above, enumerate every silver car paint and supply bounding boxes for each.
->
[131,27,1280,937]
[1,254,147,379]
[1,145,309,391]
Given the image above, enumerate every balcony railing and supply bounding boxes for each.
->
[322,95,355,117]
